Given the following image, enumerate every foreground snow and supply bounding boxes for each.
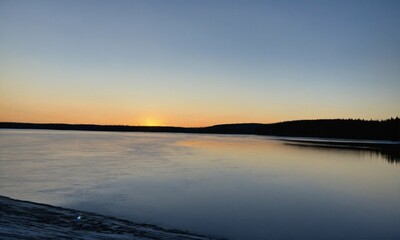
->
[0,196,225,240]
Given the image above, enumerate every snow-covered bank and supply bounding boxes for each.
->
[0,196,225,240]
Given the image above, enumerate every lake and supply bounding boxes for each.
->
[0,129,399,240]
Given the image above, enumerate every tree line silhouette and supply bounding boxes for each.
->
[206,118,400,141]
[0,118,399,140]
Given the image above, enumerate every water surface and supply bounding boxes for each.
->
[0,129,399,239]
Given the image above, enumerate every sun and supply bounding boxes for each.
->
[143,118,163,127]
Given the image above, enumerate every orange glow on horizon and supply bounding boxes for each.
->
[141,117,164,127]
[0,109,278,128]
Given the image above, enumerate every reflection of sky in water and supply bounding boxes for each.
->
[0,130,399,240]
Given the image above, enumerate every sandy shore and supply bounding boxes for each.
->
[0,195,225,240]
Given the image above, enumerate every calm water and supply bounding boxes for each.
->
[1,129,399,240]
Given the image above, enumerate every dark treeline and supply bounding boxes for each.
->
[200,118,399,141]
[0,123,193,133]
[260,118,400,141]
[0,118,399,141]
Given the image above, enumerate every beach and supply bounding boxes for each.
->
[0,195,223,240]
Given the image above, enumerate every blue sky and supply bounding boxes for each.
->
[1,0,399,126]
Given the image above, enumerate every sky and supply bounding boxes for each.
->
[0,0,399,127]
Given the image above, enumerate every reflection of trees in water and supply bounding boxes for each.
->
[285,142,400,164]
[377,147,400,164]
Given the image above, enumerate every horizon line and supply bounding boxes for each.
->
[1,117,398,129]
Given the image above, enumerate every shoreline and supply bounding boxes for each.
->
[0,195,225,240]
[273,136,400,164]
[1,119,399,142]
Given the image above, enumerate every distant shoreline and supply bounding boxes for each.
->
[1,118,399,141]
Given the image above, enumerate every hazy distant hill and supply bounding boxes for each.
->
[1,118,399,141]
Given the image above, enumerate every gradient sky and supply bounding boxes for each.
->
[1,0,399,127]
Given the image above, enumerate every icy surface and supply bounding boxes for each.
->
[0,195,224,240]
